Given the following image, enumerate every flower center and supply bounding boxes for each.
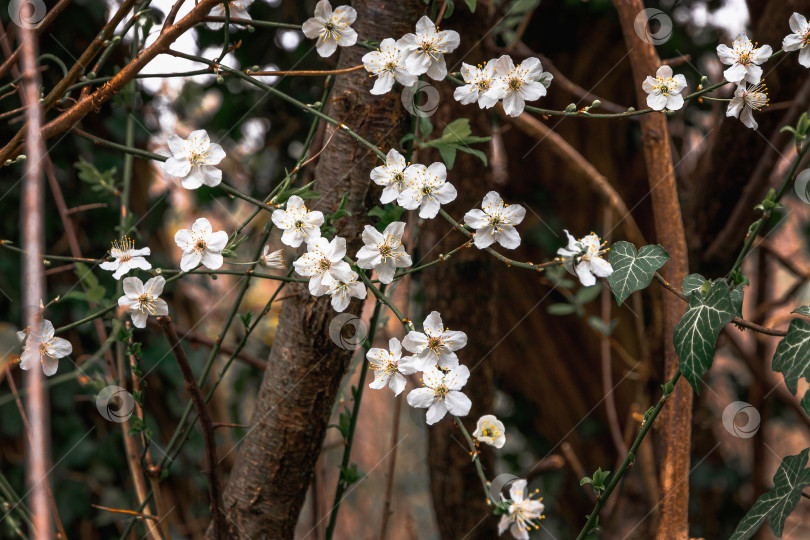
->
[319,258,332,272]
[508,78,522,91]
[138,293,156,314]
[294,219,305,229]
[384,61,397,72]
[427,336,443,352]
[195,239,207,251]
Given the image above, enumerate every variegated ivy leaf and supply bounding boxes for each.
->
[606,241,669,306]
[681,273,744,317]
[792,305,810,318]
[730,448,810,539]
[801,390,810,417]
[674,280,736,393]
[772,318,810,395]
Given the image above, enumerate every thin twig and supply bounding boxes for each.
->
[248,64,364,76]
[378,392,403,539]
[157,316,226,539]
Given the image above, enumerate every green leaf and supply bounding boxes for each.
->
[547,303,578,316]
[340,463,365,486]
[674,281,736,393]
[75,157,118,194]
[606,242,670,305]
[792,306,810,318]
[421,118,491,169]
[731,288,744,318]
[63,262,107,304]
[730,448,810,539]
[368,204,406,232]
[801,390,810,417]
[772,318,810,394]
[587,316,618,337]
[682,273,707,296]
[575,283,602,304]
[464,0,476,11]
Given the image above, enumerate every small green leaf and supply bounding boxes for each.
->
[575,283,602,304]
[587,316,618,337]
[674,281,736,393]
[547,303,578,316]
[792,306,810,318]
[340,463,365,486]
[75,157,118,194]
[606,242,670,305]
[730,448,810,539]
[64,262,107,304]
[464,0,476,11]
[731,287,744,318]
[772,318,810,394]
[368,204,406,232]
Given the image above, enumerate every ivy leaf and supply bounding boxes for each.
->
[771,318,810,394]
[464,0,476,11]
[730,448,810,539]
[731,287,744,318]
[792,306,810,318]
[801,390,810,417]
[674,281,736,393]
[682,273,707,296]
[606,242,670,306]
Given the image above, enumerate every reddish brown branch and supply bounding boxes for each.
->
[157,316,225,539]
[0,0,221,165]
[158,316,227,539]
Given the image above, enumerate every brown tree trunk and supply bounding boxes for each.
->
[612,2,691,539]
[211,1,422,537]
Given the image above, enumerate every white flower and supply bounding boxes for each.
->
[301,0,357,58]
[174,217,229,272]
[361,38,417,95]
[398,162,457,219]
[464,191,526,250]
[406,364,471,425]
[162,130,226,189]
[292,236,353,296]
[484,55,553,117]
[99,236,151,280]
[402,311,467,370]
[271,195,324,248]
[716,33,772,84]
[327,270,367,312]
[473,414,506,448]
[117,276,169,329]
[726,82,769,130]
[367,337,418,396]
[355,222,412,284]
[783,13,810,68]
[497,479,545,540]
[641,65,687,111]
[371,149,409,204]
[556,230,613,287]
[207,0,254,30]
[260,246,285,269]
[17,319,72,376]
[396,16,460,80]
[453,60,499,108]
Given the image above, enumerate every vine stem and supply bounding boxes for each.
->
[727,137,810,278]
[575,369,682,540]
[324,286,387,539]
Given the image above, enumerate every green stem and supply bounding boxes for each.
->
[575,369,681,540]
[0,240,106,263]
[54,304,118,334]
[324,286,387,540]
[354,266,415,332]
[438,209,560,272]
[454,416,492,503]
[727,138,810,277]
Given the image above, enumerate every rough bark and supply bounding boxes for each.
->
[613,2,691,539]
[212,1,422,537]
